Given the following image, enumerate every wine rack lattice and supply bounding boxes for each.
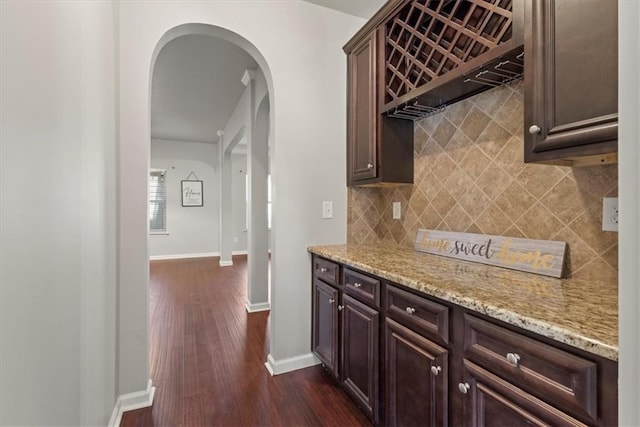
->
[385,0,514,104]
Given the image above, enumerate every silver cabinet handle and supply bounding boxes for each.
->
[430,366,442,376]
[458,383,470,394]
[405,307,416,314]
[328,298,335,304]
[506,352,521,367]
[338,305,344,311]
[367,163,374,169]
[529,125,541,134]
[319,267,328,272]
[353,282,362,288]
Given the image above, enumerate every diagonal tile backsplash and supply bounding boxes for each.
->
[348,80,618,281]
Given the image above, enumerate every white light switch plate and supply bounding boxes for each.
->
[322,201,333,219]
[393,202,402,219]
[602,197,618,232]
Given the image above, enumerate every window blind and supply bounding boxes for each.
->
[149,169,167,233]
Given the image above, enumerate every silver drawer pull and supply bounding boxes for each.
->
[430,366,442,376]
[319,267,328,272]
[367,163,374,169]
[529,124,541,134]
[506,352,521,367]
[458,382,470,394]
[353,282,362,288]
[405,307,416,315]
[328,298,335,304]
[338,305,344,311]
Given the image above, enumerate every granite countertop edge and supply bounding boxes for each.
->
[308,244,618,362]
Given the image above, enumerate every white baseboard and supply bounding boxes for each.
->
[264,352,320,376]
[245,301,270,313]
[150,252,219,261]
[150,250,248,261]
[219,260,234,267]
[108,379,155,427]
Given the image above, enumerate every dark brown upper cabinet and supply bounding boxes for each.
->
[347,31,379,184]
[344,0,526,186]
[346,28,413,187]
[524,0,618,165]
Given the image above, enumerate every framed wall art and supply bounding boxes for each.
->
[181,179,203,207]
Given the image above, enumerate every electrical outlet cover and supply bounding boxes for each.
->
[602,197,618,232]
[322,201,333,219]
[393,202,401,219]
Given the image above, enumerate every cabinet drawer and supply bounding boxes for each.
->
[313,256,340,287]
[462,360,587,427]
[463,314,598,422]
[343,268,380,308]
[385,285,449,345]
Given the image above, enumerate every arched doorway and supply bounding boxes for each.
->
[149,22,274,356]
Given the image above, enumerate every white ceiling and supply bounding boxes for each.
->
[151,2,383,144]
[151,34,258,143]
[302,0,385,19]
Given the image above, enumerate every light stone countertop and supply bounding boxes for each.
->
[308,244,618,361]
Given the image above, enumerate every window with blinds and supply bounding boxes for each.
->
[149,169,167,233]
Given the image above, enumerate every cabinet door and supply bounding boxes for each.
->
[460,360,586,427]
[347,31,377,184]
[524,0,617,164]
[312,279,339,378]
[385,318,448,427]
[341,294,379,422]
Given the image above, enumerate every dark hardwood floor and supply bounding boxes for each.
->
[120,255,371,427]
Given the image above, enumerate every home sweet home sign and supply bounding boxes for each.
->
[415,229,567,278]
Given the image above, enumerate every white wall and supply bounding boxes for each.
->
[149,140,251,257]
[0,1,117,425]
[229,150,273,254]
[119,1,363,376]
[227,151,273,254]
[150,139,220,257]
[618,1,640,425]
[232,152,249,252]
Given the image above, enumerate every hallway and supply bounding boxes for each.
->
[121,255,370,426]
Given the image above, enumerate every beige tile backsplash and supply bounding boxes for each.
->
[347,80,618,281]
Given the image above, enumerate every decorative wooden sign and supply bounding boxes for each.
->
[415,229,567,278]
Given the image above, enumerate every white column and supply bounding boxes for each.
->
[244,69,270,312]
[218,130,233,267]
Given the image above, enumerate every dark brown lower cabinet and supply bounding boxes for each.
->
[385,318,448,427]
[312,278,339,378]
[342,294,380,423]
[461,360,585,427]
[310,256,617,426]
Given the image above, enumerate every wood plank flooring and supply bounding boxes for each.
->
[120,255,371,426]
